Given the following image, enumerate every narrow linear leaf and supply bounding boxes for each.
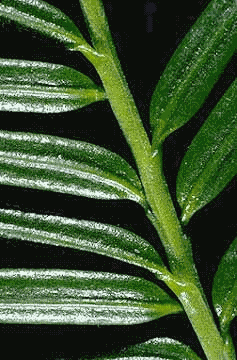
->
[87,337,202,360]
[212,236,237,336]
[0,84,107,113]
[0,208,167,275]
[0,84,106,113]
[176,78,237,224]
[0,269,182,325]
[0,58,100,89]
[0,0,89,51]
[0,130,146,206]
[150,0,237,149]
[0,58,107,113]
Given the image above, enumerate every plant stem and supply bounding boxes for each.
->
[94,55,200,285]
[77,2,227,357]
[76,0,195,281]
[223,333,236,360]
[90,55,227,360]
[163,275,226,360]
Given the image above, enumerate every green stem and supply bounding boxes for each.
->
[163,275,226,360]
[77,2,227,358]
[223,333,236,360]
[94,55,201,286]
[91,54,227,359]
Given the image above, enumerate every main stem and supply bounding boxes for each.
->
[78,0,226,351]
[94,56,198,285]
[87,54,226,360]
[83,48,198,284]
[164,276,227,360]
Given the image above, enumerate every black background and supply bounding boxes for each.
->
[0,0,237,359]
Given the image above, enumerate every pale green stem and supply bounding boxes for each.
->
[93,55,202,286]
[76,2,228,357]
[223,333,236,360]
[162,275,226,360]
[86,55,227,360]
[95,53,232,359]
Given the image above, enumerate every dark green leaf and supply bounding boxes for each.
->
[0,58,100,89]
[176,78,237,224]
[0,130,146,206]
[150,0,237,149]
[212,236,237,336]
[86,337,202,360]
[0,58,106,113]
[0,269,182,325]
[0,84,107,113]
[0,208,167,275]
[0,0,89,51]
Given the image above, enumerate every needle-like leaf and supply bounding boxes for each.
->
[0,130,146,206]
[150,0,237,150]
[176,78,237,224]
[0,208,167,275]
[0,58,106,113]
[0,269,182,325]
[87,337,202,360]
[212,236,237,337]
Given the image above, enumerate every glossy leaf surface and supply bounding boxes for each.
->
[0,58,100,89]
[212,236,237,336]
[150,0,237,149]
[176,78,237,224]
[0,0,89,50]
[0,130,146,205]
[87,337,202,360]
[0,269,182,325]
[0,84,107,113]
[0,58,106,113]
[0,208,167,275]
